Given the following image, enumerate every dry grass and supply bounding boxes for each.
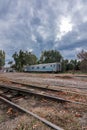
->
[0,73,87,130]
[14,115,53,130]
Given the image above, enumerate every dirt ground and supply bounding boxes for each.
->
[0,72,87,94]
[0,100,54,130]
[0,72,87,130]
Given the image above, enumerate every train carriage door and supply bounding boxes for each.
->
[58,63,61,71]
[56,63,59,72]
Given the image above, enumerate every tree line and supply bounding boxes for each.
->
[0,49,87,73]
[0,50,5,69]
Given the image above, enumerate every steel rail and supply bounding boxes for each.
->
[10,80,87,96]
[10,80,61,92]
[0,85,87,106]
[0,96,63,130]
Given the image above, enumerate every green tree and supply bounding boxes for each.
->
[12,50,37,71]
[8,61,13,65]
[61,59,68,72]
[24,51,37,65]
[77,50,87,73]
[8,61,13,67]
[61,59,80,72]
[39,50,62,63]
[0,50,5,68]
[70,59,80,71]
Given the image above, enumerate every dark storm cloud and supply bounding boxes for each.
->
[59,39,87,51]
[0,0,87,62]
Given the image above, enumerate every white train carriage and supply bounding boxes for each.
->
[24,62,61,72]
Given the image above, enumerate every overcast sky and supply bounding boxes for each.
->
[0,0,87,63]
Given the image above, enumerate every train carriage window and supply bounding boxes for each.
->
[50,65,52,67]
[43,66,45,68]
[37,66,39,69]
[32,67,34,69]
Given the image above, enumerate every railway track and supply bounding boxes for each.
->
[0,84,87,106]
[0,83,87,129]
[10,80,87,95]
[0,74,87,129]
[0,94,63,130]
[1,79,87,104]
